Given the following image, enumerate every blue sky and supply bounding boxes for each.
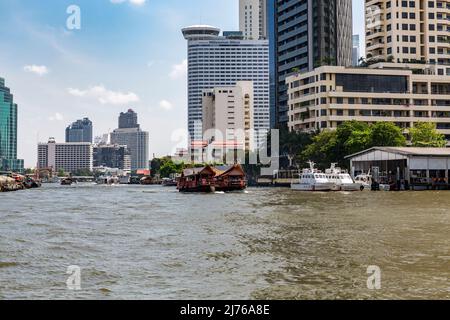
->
[0,0,365,167]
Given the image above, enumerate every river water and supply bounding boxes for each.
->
[0,184,449,300]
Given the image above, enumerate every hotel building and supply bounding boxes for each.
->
[286,65,450,140]
[65,117,93,143]
[38,138,93,173]
[182,25,269,145]
[365,0,450,75]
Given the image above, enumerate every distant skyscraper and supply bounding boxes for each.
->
[239,0,267,40]
[352,35,360,66]
[65,118,93,143]
[93,144,131,172]
[118,109,139,129]
[274,0,353,127]
[0,77,24,172]
[266,0,276,129]
[182,25,269,145]
[110,110,149,170]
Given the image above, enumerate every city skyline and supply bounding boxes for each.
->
[0,0,365,167]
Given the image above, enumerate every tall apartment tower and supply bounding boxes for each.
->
[274,0,352,127]
[182,25,269,146]
[239,0,267,40]
[65,118,93,143]
[365,0,450,75]
[0,77,24,172]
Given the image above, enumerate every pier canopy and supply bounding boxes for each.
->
[346,147,450,190]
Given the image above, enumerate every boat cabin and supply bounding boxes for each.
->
[178,166,217,192]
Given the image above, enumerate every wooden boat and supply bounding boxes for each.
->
[60,177,75,186]
[177,164,247,193]
[214,164,247,192]
[177,166,217,193]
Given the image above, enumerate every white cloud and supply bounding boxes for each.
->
[110,0,146,6]
[169,59,187,80]
[67,85,140,105]
[159,100,173,111]
[48,112,64,121]
[23,65,49,76]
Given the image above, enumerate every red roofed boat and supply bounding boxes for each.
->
[177,164,247,193]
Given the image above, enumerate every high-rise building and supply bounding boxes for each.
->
[93,144,131,172]
[202,81,254,151]
[286,65,450,143]
[118,109,139,129]
[274,0,353,127]
[352,35,361,66]
[0,77,24,172]
[182,25,269,145]
[365,0,450,75]
[239,0,267,40]
[38,138,93,173]
[110,110,149,170]
[266,0,276,129]
[65,118,93,143]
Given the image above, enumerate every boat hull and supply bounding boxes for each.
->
[291,183,333,192]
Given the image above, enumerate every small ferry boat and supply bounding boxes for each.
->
[96,176,119,185]
[178,166,217,193]
[162,178,177,187]
[291,162,334,192]
[60,177,75,186]
[214,164,247,192]
[325,164,363,192]
[354,173,390,191]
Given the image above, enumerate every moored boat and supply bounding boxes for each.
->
[325,164,363,191]
[60,177,75,186]
[291,162,334,192]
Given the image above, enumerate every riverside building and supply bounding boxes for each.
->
[0,77,24,172]
[286,65,450,141]
[37,138,93,173]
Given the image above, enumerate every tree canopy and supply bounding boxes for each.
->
[409,122,447,148]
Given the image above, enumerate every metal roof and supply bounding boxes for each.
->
[345,147,450,159]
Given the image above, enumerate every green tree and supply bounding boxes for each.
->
[301,130,338,169]
[335,121,371,160]
[370,122,407,147]
[409,122,447,147]
[279,127,314,168]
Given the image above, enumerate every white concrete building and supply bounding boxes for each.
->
[37,138,93,173]
[286,65,450,141]
[347,147,450,190]
[182,25,269,146]
[110,128,149,171]
[239,0,267,40]
[202,81,254,152]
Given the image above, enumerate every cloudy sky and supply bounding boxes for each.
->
[0,0,365,167]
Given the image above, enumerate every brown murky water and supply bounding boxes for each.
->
[0,184,449,299]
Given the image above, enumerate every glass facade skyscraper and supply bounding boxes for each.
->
[65,118,93,143]
[274,0,352,127]
[0,78,23,172]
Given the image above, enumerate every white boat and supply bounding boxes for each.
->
[96,176,119,185]
[325,164,363,192]
[354,173,390,191]
[291,162,335,191]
